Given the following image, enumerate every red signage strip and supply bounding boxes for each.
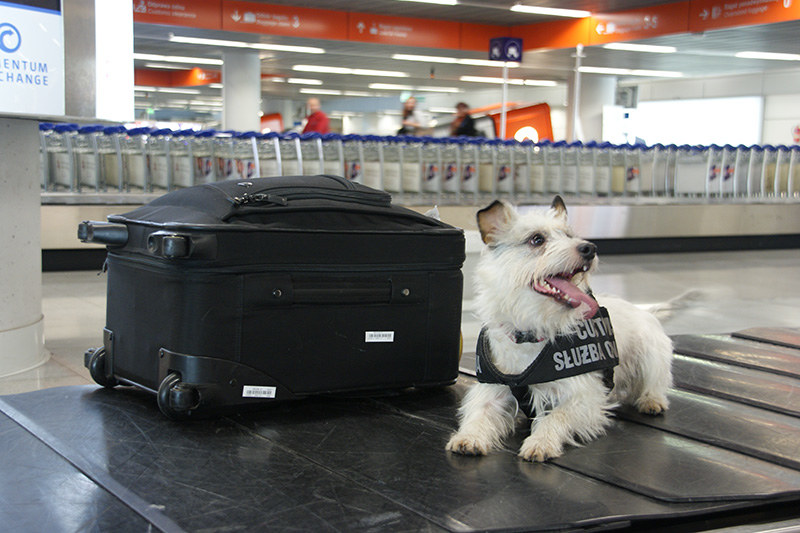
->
[689,0,800,32]
[222,1,348,40]
[589,2,690,45]
[133,0,800,55]
[460,23,511,52]
[133,0,222,30]
[135,68,221,87]
[512,18,591,50]
[346,12,461,49]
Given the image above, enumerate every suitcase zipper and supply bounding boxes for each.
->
[230,188,388,208]
[211,175,390,209]
[107,251,460,274]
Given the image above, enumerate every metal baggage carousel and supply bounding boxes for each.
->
[2,328,800,532]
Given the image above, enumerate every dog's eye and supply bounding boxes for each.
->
[529,233,545,247]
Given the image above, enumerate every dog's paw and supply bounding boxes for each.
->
[635,395,668,415]
[446,433,490,456]
[518,435,563,463]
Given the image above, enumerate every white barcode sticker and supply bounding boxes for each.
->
[365,331,395,343]
[242,385,277,399]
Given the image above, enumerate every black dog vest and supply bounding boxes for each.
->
[475,306,619,417]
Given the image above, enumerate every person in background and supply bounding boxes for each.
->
[302,97,330,134]
[450,102,479,137]
[398,96,423,135]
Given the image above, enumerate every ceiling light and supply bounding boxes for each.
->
[393,53,458,64]
[525,79,559,86]
[168,34,325,54]
[460,75,524,85]
[510,4,590,17]
[134,85,157,91]
[459,76,557,86]
[368,83,460,93]
[157,87,201,95]
[369,83,415,91]
[603,43,677,54]
[578,66,683,77]
[459,58,520,68]
[299,88,343,95]
[208,83,223,89]
[429,107,457,113]
[352,68,408,77]
[343,91,374,97]
[142,63,191,70]
[415,86,462,93]
[293,65,408,77]
[395,0,457,5]
[191,100,223,106]
[293,65,350,74]
[391,53,520,68]
[133,53,223,66]
[287,78,323,85]
[735,51,800,61]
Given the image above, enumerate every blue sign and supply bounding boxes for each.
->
[0,23,22,53]
[489,37,523,62]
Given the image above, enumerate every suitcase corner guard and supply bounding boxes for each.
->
[155,348,299,420]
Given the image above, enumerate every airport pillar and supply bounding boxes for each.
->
[222,50,261,131]
[578,74,617,142]
[0,117,46,377]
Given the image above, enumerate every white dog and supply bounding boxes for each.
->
[446,197,677,462]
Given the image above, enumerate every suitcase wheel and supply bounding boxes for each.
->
[86,347,119,388]
[157,372,200,420]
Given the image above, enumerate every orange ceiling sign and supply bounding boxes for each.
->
[347,13,460,49]
[511,18,591,50]
[135,68,221,87]
[689,0,800,31]
[589,2,690,44]
[132,0,222,30]
[175,68,222,86]
[459,23,510,52]
[221,1,348,40]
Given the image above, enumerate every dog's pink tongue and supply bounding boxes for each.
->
[545,277,599,318]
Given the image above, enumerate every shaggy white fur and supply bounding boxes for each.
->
[446,197,676,462]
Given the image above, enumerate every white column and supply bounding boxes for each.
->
[63,0,134,121]
[0,117,46,377]
[222,50,261,131]
[577,74,617,142]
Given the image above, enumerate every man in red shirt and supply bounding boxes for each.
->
[302,97,330,134]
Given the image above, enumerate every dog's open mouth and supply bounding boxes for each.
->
[532,267,599,318]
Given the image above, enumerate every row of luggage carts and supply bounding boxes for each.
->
[41,122,800,203]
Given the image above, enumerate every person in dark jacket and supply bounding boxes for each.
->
[450,102,479,137]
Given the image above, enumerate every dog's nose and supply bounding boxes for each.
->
[578,242,597,260]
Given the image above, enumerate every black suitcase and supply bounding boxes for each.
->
[79,175,465,418]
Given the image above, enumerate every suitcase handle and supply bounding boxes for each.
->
[293,279,391,305]
[248,275,424,307]
[78,221,129,246]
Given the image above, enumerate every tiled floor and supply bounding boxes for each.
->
[2,248,799,395]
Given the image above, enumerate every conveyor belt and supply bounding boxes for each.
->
[733,327,800,350]
[2,330,800,531]
[672,333,800,378]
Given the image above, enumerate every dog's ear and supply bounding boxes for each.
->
[550,195,567,221]
[477,200,516,245]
